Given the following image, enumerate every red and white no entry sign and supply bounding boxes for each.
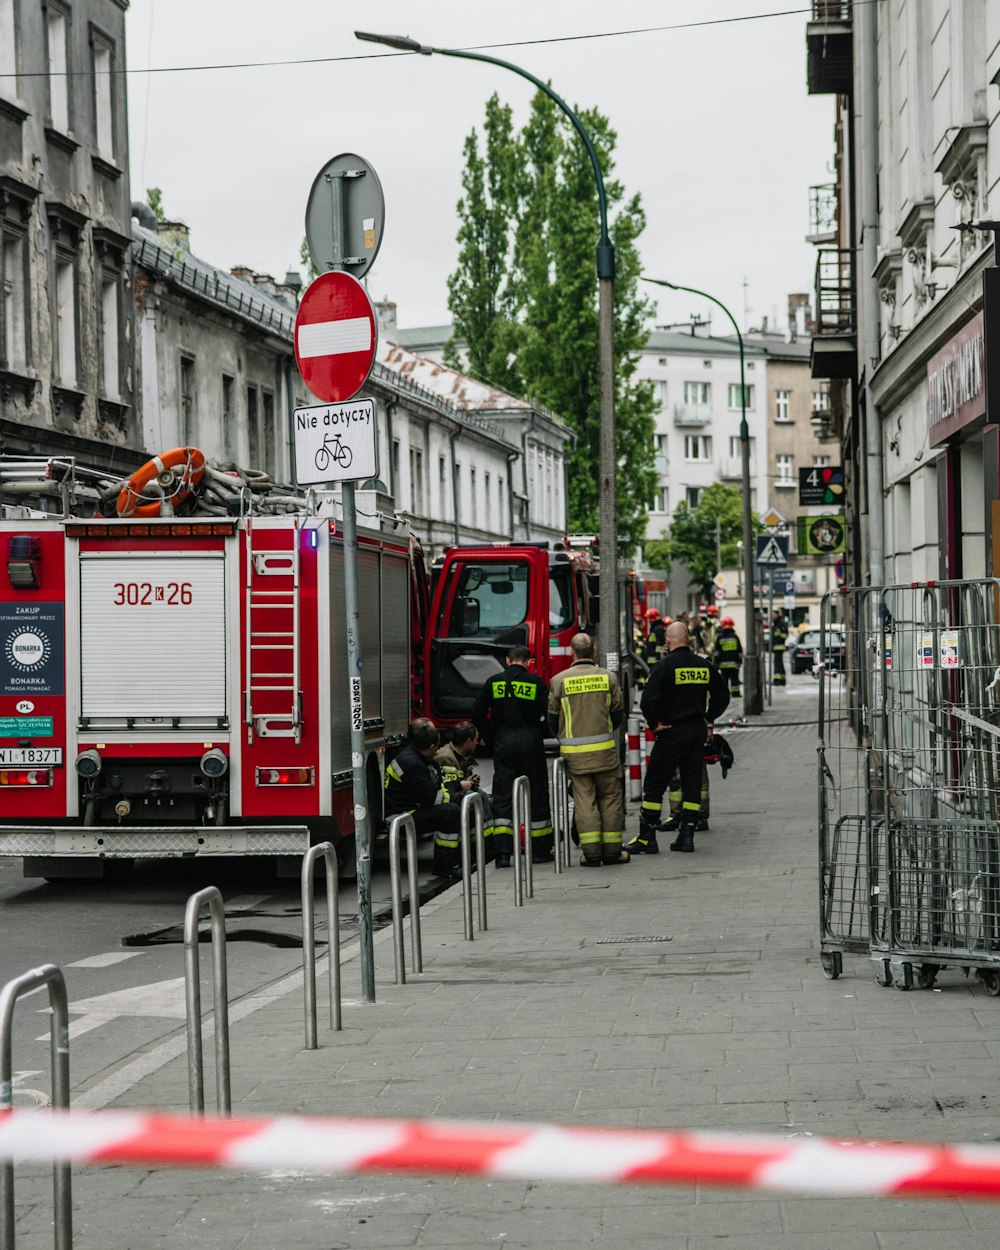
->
[294,271,378,404]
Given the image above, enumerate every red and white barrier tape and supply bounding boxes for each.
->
[2,1109,1000,1198]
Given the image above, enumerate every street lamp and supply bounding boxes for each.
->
[355,31,622,673]
[641,277,762,715]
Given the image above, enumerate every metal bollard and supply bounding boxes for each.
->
[183,886,231,1116]
[301,842,341,1049]
[0,965,71,1250]
[388,814,423,984]
[551,756,573,871]
[511,775,534,905]
[460,791,488,937]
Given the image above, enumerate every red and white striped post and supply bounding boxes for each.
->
[627,717,642,801]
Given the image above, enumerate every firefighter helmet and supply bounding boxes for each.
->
[705,733,735,778]
[721,616,734,628]
[646,607,660,621]
[706,605,719,616]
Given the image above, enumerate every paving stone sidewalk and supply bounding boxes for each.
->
[15,687,1000,1248]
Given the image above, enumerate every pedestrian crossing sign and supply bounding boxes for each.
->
[755,534,790,566]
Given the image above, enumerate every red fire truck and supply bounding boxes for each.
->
[0,457,423,879]
[423,538,644,729]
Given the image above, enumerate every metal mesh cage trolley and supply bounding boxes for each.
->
[817,579,1000,992]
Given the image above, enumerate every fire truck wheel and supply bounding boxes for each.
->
[116,447,206,518]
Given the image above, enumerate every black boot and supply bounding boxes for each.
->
[669,824,695,853]
[494,853,511,869]
[625,817,660,855]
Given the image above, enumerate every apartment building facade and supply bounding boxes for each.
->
[806,0,1000,586]
[0,0,143,470]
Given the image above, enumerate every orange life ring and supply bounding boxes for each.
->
[116,447,206,518]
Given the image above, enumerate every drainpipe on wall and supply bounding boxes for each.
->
[449,429,461,545]
[506,450,518,539]
[283,359,296,484]
[385,400,397,502]
[858,0,885,586]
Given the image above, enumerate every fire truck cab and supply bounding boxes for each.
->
[424,539,641,729]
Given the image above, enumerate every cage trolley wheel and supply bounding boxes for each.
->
[821,951,842,980]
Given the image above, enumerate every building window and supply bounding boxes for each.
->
[1,229,28,371]
[775,389,791,422]
[728,436,755,460]
[98,272,119,398]
[179,355,196,443]
[657,357,667,365]
[46,5,70,133]
[702,360,713,369]
[392,439,401,493]
[470,465,477,526]
[683,380,710,405]
[246,385,258,466]
[653,487,668,512]
[775,453,794,485]
[262,390,275,475]
[91,32,114,160]
[222,375,235,459]
[454,461,462,523]
[410,445,425,515]
[498,475,505,531]
[813,454,831,467]
[683,435,712,461]
[484,472,491,528]
[727,383,755,410]
[0,0,18,98]
[54,257,77,387]
[811,389,828,413]
[686,486,702,508]
[746,361,756,371]
[438,453,446,499]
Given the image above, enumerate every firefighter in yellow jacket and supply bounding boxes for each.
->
[547,632,629,866]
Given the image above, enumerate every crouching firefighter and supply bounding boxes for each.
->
[384,718,464,881]
[548,632,629,867]
[435,721,496,856]
[472,645,553,868]
[627,620,730,855]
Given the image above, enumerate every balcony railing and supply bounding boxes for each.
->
[720,456,754,481]
[808,183,838,245]
[673,402,711,427]
[814,248,855,337]
[807,0,853,95]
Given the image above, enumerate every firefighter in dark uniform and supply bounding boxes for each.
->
[643,609,666,670]
[472,645,553,868]
[772,610,789,687]
[626,621,730,855]
[713,616,743,697]
[384,718,464,880]
[435,721,497,854]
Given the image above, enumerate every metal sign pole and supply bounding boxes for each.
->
[313,170,378,1006]
[342,479,375,1003]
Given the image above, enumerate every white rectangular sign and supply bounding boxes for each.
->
[293,398,379,487]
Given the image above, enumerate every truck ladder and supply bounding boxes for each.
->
[244,518,302,743]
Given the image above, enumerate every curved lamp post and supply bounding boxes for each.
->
[641,277,762,716]
[356,31,621,672]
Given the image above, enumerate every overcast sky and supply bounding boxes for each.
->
[124,1,834,337]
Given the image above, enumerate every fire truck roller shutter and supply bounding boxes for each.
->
[381,551,410,739]
[358,546,382,722]
[79,555,226,721]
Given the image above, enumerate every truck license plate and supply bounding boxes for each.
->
[0,748,63,766]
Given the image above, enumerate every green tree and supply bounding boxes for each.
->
[299,237,318,283]
[447,91,657,549]
[642,536,671,576]
[666,484,758,599]
[444,95,522,395]
[146,187,166,222]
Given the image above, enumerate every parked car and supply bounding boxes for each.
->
[789,626,847,674]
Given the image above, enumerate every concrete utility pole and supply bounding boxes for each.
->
[355,30,621,673]
[642,277,763,715]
